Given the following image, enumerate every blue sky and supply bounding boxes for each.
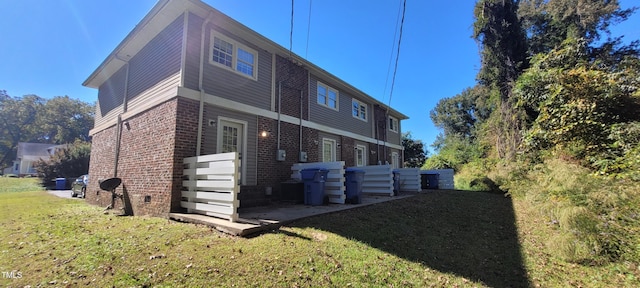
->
[1,0,639,152]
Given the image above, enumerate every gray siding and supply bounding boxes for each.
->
[201,104,258,186]
[97,65,126,117]
[183,12,203,91]
[127,14,183,100]
[388,121,401,145]
[309,74,373,137]
[201,24,272,110]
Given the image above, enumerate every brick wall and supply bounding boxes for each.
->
[276,55,308,119]
[86,98,199,217]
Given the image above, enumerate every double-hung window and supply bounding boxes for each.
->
[389,116,399,133]
[210,31,258,79]
[317,82,338,110]
[352,99,367,121]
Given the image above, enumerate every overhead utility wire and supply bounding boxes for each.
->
[382,0,404,104]
[305,0,313,58]
[388,0,406,108]
[290,0,295,59]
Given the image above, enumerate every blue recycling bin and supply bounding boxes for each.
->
[392,170,401,195]
[55,178,67,190]
[300,168,329,206]
[345,168,365,204]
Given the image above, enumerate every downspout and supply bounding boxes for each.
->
[299,89,303,155]
[197,13,214,156]
[277,81,282,151]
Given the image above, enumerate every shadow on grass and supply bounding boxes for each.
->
[290,190,530,288]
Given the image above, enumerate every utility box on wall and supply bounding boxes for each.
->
[276,149,286,161]
[299,151,308,162]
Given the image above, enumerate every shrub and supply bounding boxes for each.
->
[34,140,91,184]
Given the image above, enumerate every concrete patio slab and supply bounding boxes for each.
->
[169,193,416,237]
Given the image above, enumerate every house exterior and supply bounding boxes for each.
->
[83,0,408,217]
[3,142,63,176]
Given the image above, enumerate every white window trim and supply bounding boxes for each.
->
[389,116,399,133]
[355,144,367,167]
[209,31,258,80]
[322,138,337,162]
[317,81,339,111]
[352,99,368,122]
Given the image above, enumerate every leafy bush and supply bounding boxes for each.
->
[34,140,91,184]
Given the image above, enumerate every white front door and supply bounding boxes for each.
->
[218,118,246,185]
[391,151,399,169]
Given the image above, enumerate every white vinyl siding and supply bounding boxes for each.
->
[352,99,367,121]
[210,31,258,80]
[317,82,338,110]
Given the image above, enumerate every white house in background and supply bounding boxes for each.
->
[3,142,64,176]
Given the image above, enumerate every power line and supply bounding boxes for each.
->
[387,0,406,108]
[289,0,294,59]
[382,0,404,104]
[305,0,313,59]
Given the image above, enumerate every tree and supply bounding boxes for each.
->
[402,132,427,168]
[473,0,530,159]
[34,140,91,183]
[430,85,490,139]
[0,91,94,170]
[0,92,45,168]
[519,0,635,55]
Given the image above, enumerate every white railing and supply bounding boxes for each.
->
[291,161,346,204]
[359,165,394,196]
[395,168,422,192]
[181,152,239,222]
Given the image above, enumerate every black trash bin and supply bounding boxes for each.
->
[300,168,329,206]
[423,173,439,189]
[345,168,365,204]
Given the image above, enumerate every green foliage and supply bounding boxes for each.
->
[423,134,486,171]
[500,158,640,264]
[34,140,91,183]
[0,91,94,170]
[401,132,427,168]
[430,85,490,139]
[519,0,635,55]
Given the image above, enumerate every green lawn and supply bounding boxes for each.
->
[0,178,637,287]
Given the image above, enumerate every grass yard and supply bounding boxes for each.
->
[1,178,638,287]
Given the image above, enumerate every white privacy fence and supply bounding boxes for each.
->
[395,168,421,192]
[291,161,346,204]
[181,152,239,222]
[358,165,394,196]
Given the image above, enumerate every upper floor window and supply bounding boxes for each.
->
[317,82,338,110]
[389,116,399,133]
[352,99,367,121]
[210,31,257,79]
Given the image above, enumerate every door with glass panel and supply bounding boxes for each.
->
[218,119,245,184]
